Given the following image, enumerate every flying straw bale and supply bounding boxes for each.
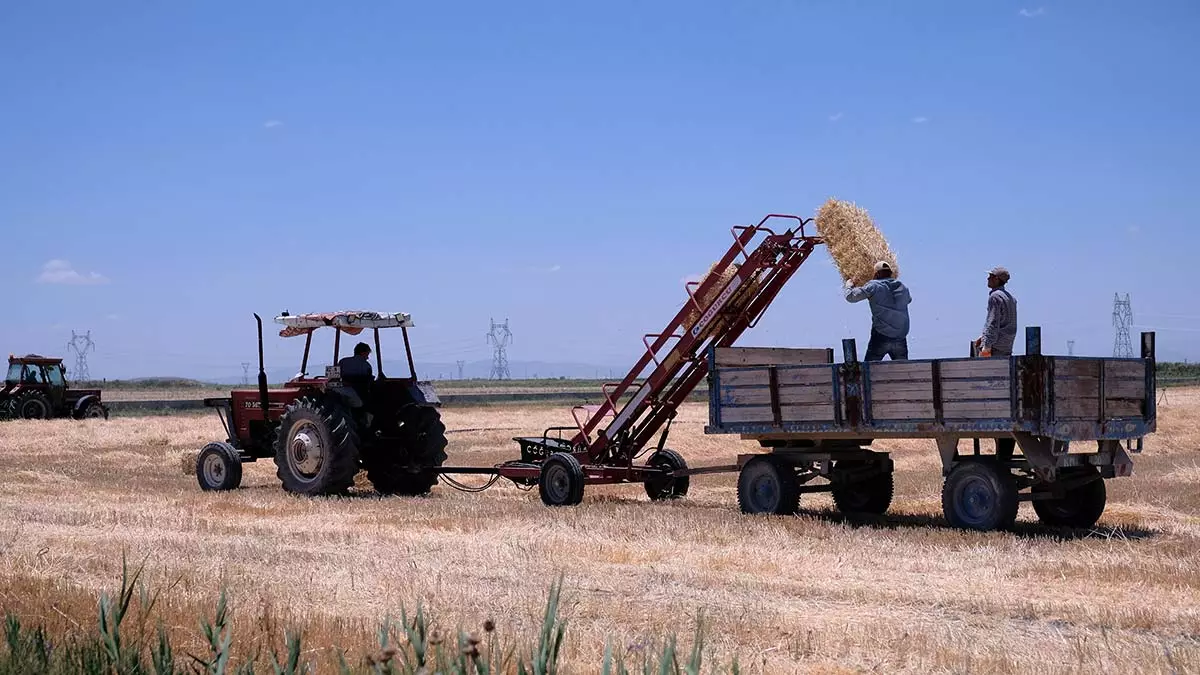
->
[814,198,899,287]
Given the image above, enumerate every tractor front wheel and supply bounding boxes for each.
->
[273,397,360,496]
[196,442,243,491]
[366,405,449,496]
[13,391,52,420]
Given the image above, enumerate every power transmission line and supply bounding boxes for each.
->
[486,318,512,380]
[1113,293,1134,358]
[66,330,95,382]
[241,362,251,385]
[456,360,465,380]
[1067,340,1075,356]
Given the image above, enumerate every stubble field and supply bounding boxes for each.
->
[1,392,1199,673]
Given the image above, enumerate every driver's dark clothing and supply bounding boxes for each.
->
[338,355,373,379]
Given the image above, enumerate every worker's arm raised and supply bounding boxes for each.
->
[843,280,876,303]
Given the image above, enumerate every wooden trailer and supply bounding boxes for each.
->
[703,327,1157,531]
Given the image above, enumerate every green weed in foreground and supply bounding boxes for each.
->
[0,556,735,674]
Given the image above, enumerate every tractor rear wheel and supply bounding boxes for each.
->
[644,448,690,501]
[196,442,243,491]
[366,405,449,496]
[13,391,52,420]
[273,397,360,496]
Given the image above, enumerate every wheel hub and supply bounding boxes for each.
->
[202,453,226,484]
[22,399,47,419]
[289,422,325,478]
[752,475,779,511]
[546,465,570,502]
[960,477,994,523]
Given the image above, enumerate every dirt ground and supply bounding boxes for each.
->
[1,392,1198,673]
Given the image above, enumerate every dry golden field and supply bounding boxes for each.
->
[1,392,1199,673]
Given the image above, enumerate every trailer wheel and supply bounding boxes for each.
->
[539,453,585,506]
[367,406,449,496]
[81,401,108,419]
[737,455,800,516]
[831,458,893,515]
[273,397,360,496]
[196,442,243,491]
[1032,466,1106,529]
[13,391,51,420]
[644,448,690,501]
[942,461,1019,531]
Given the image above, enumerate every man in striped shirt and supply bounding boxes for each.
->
[975,266,1017,357]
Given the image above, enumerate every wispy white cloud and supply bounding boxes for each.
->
[549,264,561,273]
[1018,7,1046,17]
[912,116,929,124]
[828,112,843,122]
[1128,225,1141,236]
[36,260,109,285]
[263,120,283,129]
[106,313,120,320]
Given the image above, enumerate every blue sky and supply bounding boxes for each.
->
[1,1,1197,380]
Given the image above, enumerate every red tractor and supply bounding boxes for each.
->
[1,354,108,420]
[193,311,448,497]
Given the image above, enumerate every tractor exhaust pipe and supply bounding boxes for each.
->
[253,313,270,417]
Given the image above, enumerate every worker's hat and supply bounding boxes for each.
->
[987,266,1011,282]
[873,260,892,272]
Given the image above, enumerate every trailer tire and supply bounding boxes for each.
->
[274,397,360,496]
[12,390,52,420]
[831,458,893,515]
[644,448,690,501]
[1032,466,1106,529]
[942,461,1019,531]
[367,406,448,496]
[196,442,243,491]
[539,453,585,506]
[737,455,800,516]
[80,401,108,419]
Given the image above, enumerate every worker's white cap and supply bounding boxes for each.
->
[874,260,892,272]
[987,266,1010,282]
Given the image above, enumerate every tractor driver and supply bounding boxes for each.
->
[336,342,374,409]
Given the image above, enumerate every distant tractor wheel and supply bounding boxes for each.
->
[831,458,894,515]
[273,397,360,496]
[737,455,800,516]
[644,448,690,501]
[80,401,108,419]
[942,461,1019,531]
[539,452,585,506]
[1032,466,1107,529]
[13,391,52,420]
[367,406,449,496]
[196,442,243,491]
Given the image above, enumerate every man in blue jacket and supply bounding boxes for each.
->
[844,261,912,361]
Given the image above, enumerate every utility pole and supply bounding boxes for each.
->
[66,330,95,382]
[1067,340,1075,356]
[456,360,465,380]
[241,362,251,385]
[1113,293,1134,358]
[486,318,512,380]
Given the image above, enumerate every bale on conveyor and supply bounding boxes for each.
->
[684,261,740,328]
[814,198,899,288]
